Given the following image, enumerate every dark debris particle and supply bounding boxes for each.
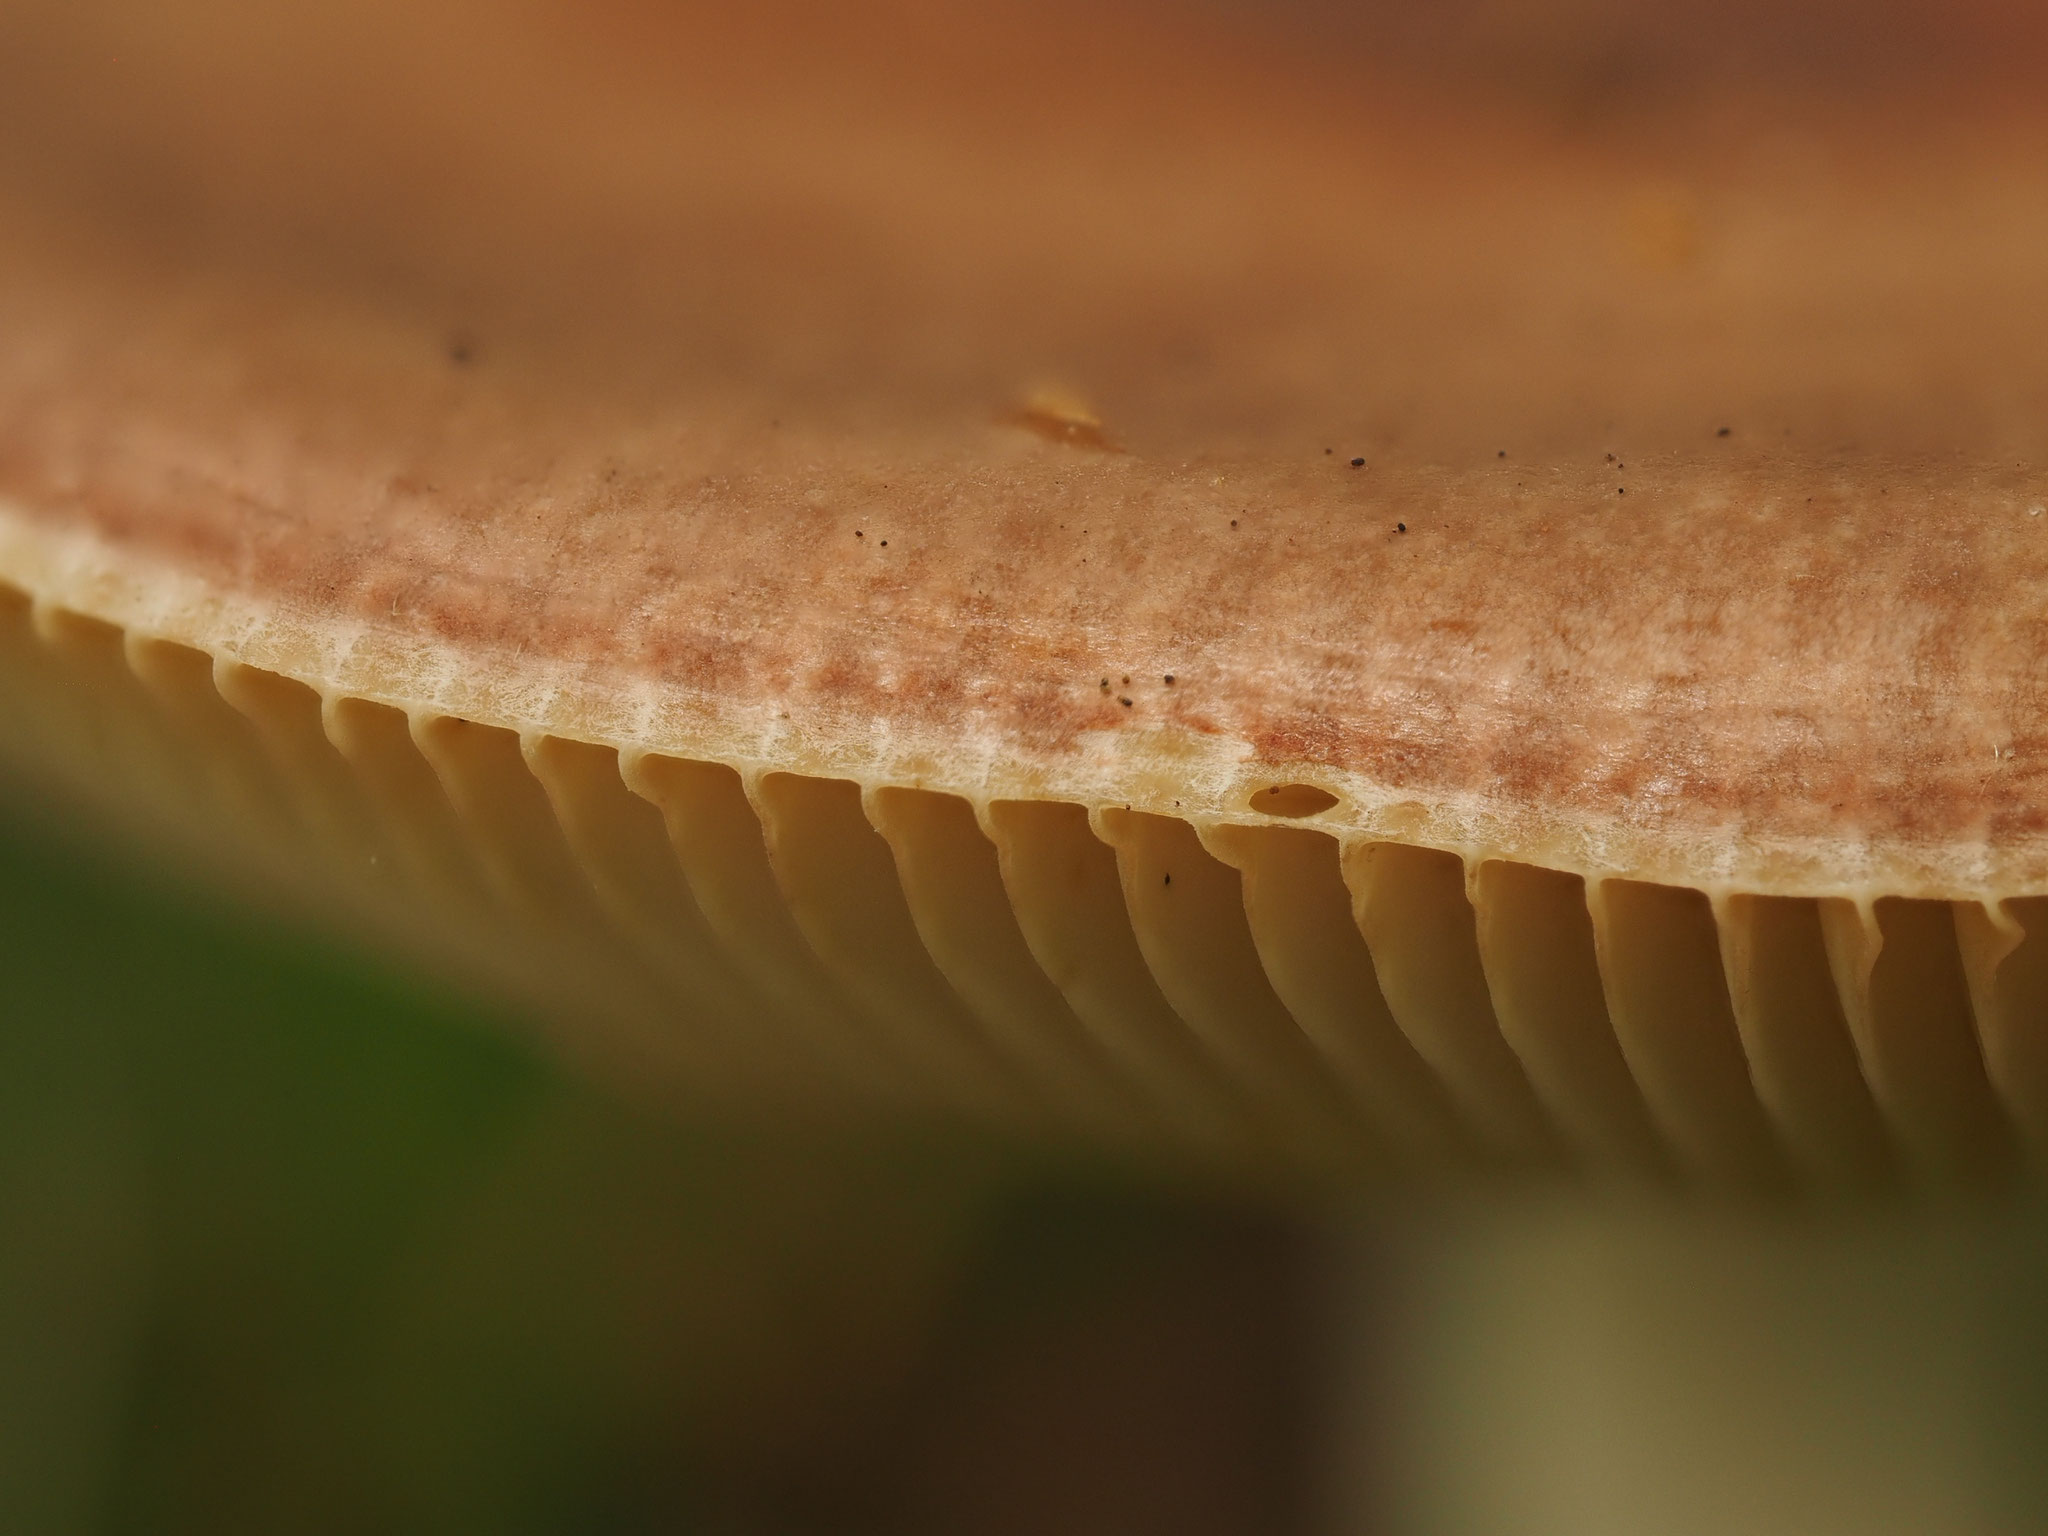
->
[1604,452,1616,463]
[1396,522,1407,533]
[446,332,477,366]
[1120,697,1133,707]
[1324,447,1333,455]
[1717,426,1732,437]
[1497,449,1507,458]
[1350,457,1366,467]
[1121,675,1131,685]
[879,540,888,546]
[1163,872,1172,886]
[855,530,863,538]
[1617,487,1626,495]
[1230,518,1238,527]
[1163,674,1175,685]
[1100,678,1110,690]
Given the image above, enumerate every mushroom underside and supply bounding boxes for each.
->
[2,522,2037,1197]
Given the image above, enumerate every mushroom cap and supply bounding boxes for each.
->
[4,0,2047,1190]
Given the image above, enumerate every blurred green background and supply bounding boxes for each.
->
[23,782,2048,1536]
[0,805,1320,1535]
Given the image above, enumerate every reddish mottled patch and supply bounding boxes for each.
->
[1248,711,1353,768]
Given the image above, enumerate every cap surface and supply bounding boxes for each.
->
[5,0,2048,899]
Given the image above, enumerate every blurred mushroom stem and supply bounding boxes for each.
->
[1328,1198,2048,1535]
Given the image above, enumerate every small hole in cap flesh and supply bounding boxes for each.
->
[1251,783,1339,817]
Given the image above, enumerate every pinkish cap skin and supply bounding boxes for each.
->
[2,0,2048,901]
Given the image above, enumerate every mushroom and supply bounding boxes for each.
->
[12,0,2048,1526]
[4,0,2048,1197]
